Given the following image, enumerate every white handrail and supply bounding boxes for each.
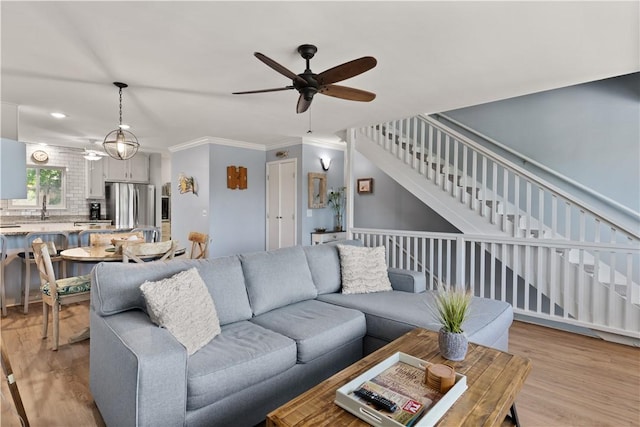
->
[419,115,640,240]
[352,227,640,339]
[362,115,640,242]
[435,113,640,222]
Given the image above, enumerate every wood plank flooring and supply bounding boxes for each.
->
[1,302,638,427]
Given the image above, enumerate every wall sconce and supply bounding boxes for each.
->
[320,156,331,171]
[275,150,289,159]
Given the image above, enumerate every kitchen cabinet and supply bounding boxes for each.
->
[86,159,105,199]
[104,153,149,182]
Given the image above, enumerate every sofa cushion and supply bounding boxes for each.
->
[317,291,513,349]
[337,245,392,294]
[193,256,253,325]
[250,300,366,363]
[186,321,296,411]
[91,258,253,325]
[240,246,317,315]
[303,240,363,294]
[140,268,220,355]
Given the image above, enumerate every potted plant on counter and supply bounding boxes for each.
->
[432,283,472,361]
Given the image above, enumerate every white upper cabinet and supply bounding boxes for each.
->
[86,159,105,199]
[104,153,149,182]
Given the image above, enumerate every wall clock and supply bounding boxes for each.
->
[32,150,49,162]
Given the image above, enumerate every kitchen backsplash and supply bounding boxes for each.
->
[0,143,100,218]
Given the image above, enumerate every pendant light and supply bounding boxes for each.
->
[103,82,139,160]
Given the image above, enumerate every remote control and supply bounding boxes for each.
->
[354,387,398,412]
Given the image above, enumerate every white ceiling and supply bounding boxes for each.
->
[2,1,638,153]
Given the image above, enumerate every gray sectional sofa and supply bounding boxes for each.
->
[89,241,513,427]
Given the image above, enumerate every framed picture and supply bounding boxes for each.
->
[357,178,373,194]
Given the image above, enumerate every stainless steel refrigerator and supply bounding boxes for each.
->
[105,182,155,228]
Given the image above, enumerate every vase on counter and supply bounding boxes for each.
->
[334,214,343,231]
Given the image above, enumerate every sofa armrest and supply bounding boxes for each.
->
[387,268,426,293]
[90,309,187,427]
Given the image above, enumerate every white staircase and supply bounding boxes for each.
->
[352,115,640,341]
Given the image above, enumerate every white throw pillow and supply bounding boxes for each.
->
[337,245,392,294]
[140,268,220,355]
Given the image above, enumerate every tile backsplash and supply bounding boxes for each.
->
[0,143,98,218]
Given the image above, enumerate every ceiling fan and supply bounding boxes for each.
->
[233,44,377,114]
[62,143,109,161]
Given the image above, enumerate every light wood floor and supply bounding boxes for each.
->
[1,302,639,427]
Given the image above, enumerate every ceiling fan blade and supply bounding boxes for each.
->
[296,94,312,114]
[317,57,377,85]
[254,52,307,86]
[318,84,376,102]
[233,86,294,95]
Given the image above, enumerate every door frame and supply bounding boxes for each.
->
[265,158,297,250]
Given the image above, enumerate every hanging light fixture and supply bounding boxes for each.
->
[103,82,139,160]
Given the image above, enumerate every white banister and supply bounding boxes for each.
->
[351,227,639,340]
[436,113,640,223]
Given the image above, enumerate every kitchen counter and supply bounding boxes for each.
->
[0,222,115,236]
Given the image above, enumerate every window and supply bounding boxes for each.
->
[10,166,66,209]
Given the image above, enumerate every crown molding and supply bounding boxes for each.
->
[169,136,265,152]
[302,136,346,151]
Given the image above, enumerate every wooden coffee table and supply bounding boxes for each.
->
[267,328,531,427]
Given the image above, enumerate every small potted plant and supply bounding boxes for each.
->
[432,283,472,361]
[327,187,346,231]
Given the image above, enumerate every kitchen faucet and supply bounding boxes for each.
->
[41,194,48,220]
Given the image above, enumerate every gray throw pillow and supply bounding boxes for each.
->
[140,267,220,355]
[337,244,392,294]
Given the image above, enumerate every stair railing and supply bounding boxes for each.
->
[359,115,639,247]
[352,227,640,340]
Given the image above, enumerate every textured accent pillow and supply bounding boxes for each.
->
[337,245,392,294]
[140,267,220,355]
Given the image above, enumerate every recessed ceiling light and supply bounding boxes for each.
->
[50,112,67,119]
[119,124,130,130]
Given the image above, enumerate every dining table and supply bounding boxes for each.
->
[60,244,186,344]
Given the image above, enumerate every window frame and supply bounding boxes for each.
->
[9,165,67,210]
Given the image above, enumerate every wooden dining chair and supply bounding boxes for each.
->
[122,240,177,264]
[188,232,209,259]
[32,239,91,351]
[19,231,69,314]
[132,226,161,242]
[88,231,144,247]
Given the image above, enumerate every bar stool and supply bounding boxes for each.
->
[0,234,7,317]
[18,232,69,314]
[188,231,209,259]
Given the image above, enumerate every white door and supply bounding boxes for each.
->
[266,160,297,250]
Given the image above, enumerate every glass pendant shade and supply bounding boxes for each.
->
[103,82,139,160]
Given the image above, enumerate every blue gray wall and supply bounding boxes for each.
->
[353,151,459,232]
[172,143,266,258]
[171,144,212,255]
[442,73,640,223]
[209,144,265,257]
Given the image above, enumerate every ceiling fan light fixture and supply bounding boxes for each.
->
[84,152,102,161]
[103,82,139,160]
